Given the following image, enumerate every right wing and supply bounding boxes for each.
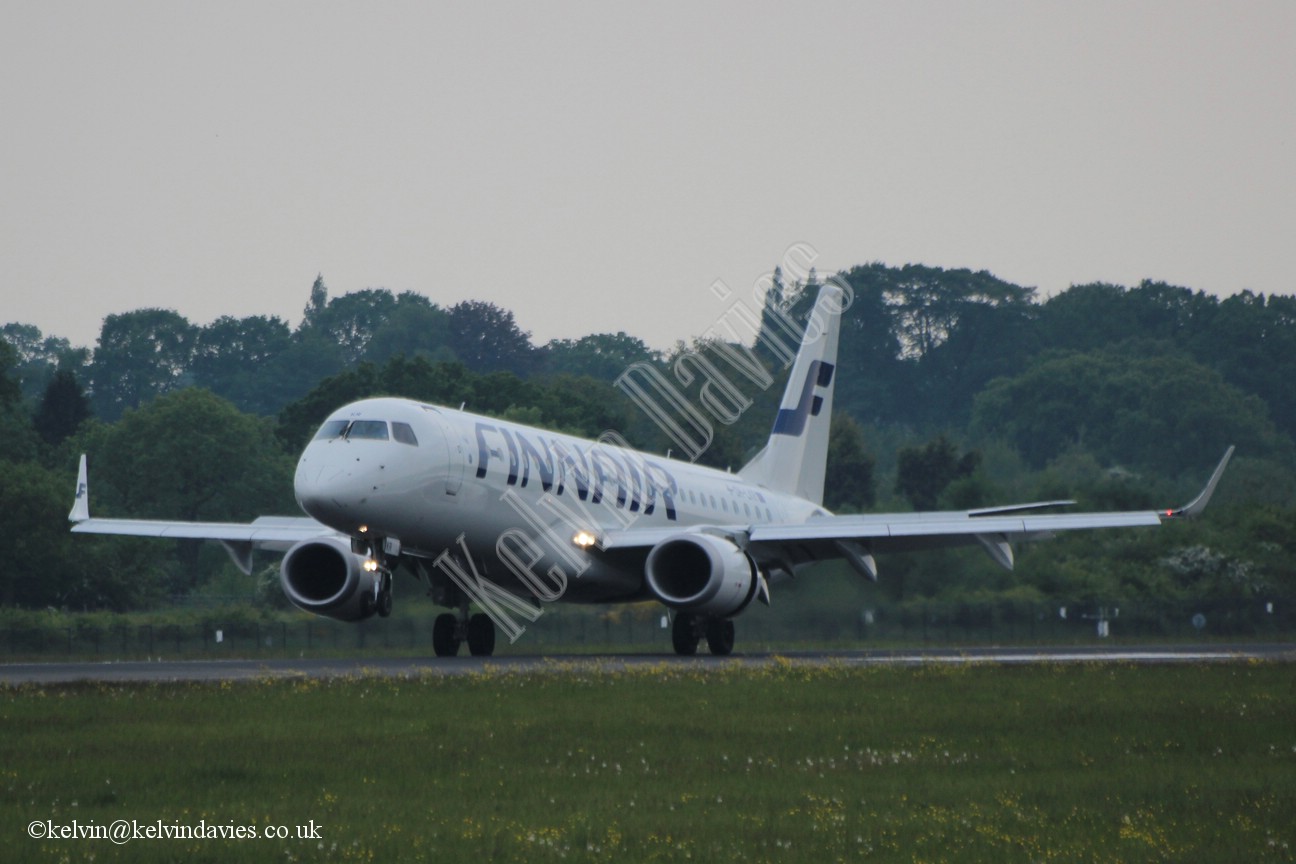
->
[68,455,339,574]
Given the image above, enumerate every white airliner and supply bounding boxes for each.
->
[69,284,1233,657]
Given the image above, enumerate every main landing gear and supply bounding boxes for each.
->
[671,612,735,656]
[422,560,498,658]
[431,608,497,658]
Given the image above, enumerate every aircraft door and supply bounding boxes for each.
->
[438,422,468,496]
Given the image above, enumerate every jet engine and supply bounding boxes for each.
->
[280,536,381,622]
[644,533,760,617]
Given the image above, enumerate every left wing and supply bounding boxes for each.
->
[68,455,338,574]
[602,447,1234,580]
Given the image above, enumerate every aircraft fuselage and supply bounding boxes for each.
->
[293,397,820,604]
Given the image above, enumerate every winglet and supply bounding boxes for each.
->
[68,454,90,523]
[1165,446,1235,519]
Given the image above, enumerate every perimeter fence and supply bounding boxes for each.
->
[2,595,1292,662]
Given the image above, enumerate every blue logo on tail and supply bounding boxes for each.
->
[770,361,835,437]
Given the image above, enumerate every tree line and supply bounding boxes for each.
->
[2,264,1293,616]
[3,276,660,424]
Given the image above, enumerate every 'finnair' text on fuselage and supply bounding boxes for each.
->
[473,421,683,521]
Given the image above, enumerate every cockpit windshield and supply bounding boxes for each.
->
[312,418,417,446]
[346,420,389,440]
[313,420,350,440]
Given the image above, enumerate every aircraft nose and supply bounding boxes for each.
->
[297,463,342,491]
[294,450,374,528]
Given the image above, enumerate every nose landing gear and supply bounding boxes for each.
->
[357,537,397,619]
[374,571,393,618]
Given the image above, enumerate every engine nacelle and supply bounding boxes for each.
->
[644,533,759,617]
[280,536,380,622]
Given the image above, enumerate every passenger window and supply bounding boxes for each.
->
[392,422,419,446]
[314,420,350,440]
[347,420,389,440]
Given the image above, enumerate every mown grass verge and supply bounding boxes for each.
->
[3,660,1293,862]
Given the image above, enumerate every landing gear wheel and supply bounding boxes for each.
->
[376,574,393,618]
[705,618,735,656]
[466,613,496,657]
[672,612,700,656]
[432,613,461,657]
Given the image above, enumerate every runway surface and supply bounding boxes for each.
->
[3,644,1294,685]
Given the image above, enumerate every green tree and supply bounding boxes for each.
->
[543,332,659,380]
[0,338,38,463]
[364,293,455,366]
[1,322,89,402]
[914,300,1041,426]
[824,413,875,512]
[0,461,79,607]
[0,334,24,407]
[301,274,329,327]
[0,460,157,610]
[1037,281,1217,355]
[191,315,294,413]
[1036,283,1138,352]
[781,263,1034,429]
[446,300,536,375]
[1188,291,1296,439]
[89,309,198,421]
[876,264,1035,360]
[82,389,296,591]
[526,374,636,439]
[302,288,401,366]
[267,330,347,410]
[970,347,1286,474]
[34,368,91,446]
[895,435,981,511]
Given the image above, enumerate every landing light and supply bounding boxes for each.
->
[363,558,380,572]
[572,530,598,549]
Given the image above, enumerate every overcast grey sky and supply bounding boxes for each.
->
[3,1,1293,352]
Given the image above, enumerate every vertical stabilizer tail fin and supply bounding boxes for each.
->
[738,283,844,505]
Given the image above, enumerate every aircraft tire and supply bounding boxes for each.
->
[432,613,461,657]
[672,613,699,656]
[705,618,735,656]
[466,613,496,657]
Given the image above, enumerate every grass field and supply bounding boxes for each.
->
[3,660,1293,863]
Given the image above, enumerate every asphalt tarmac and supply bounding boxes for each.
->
[3,643,1293,685]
